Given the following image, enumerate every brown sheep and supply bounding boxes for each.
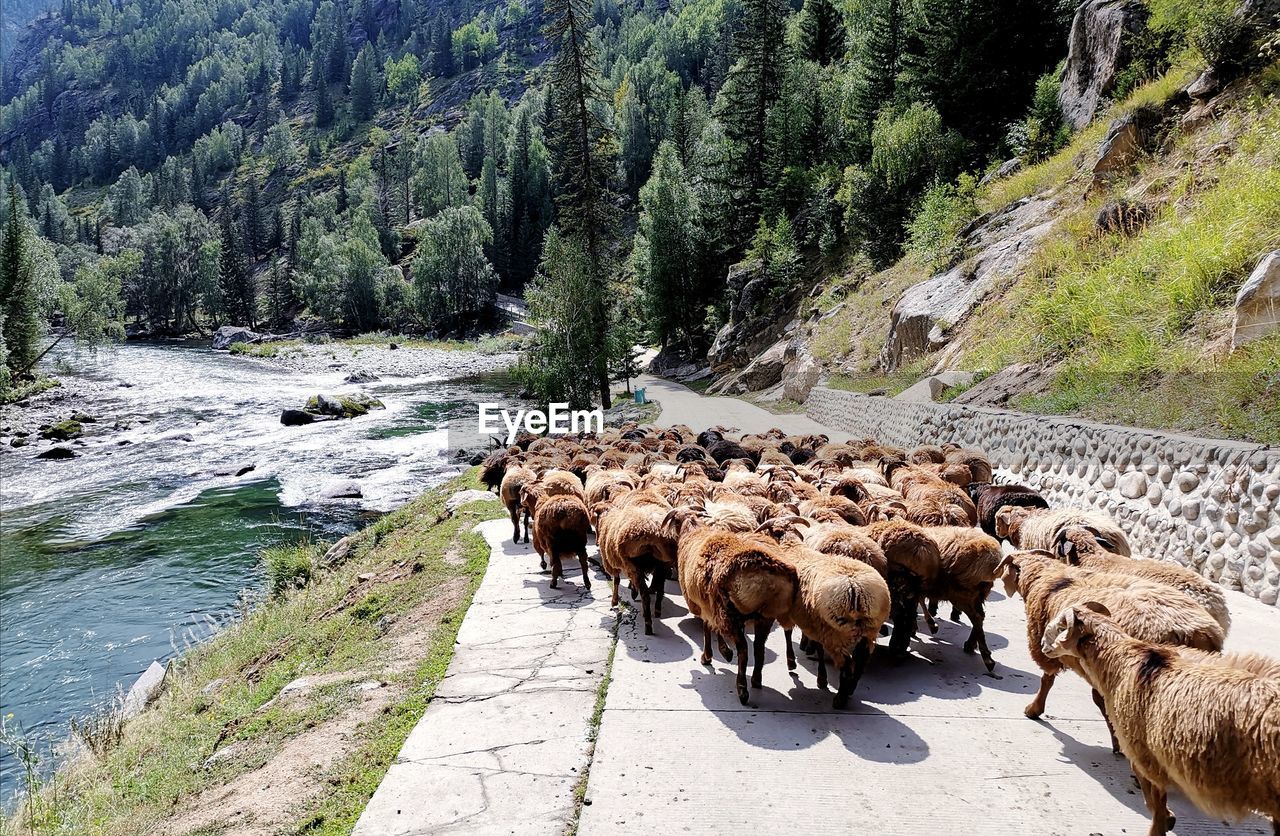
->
[500,464,535,544]
[996,505,1131,556]
[773,542,891,709]
[999,550,1224,753]
[595,489,678,634]
[1043,603,1280,835]
[1054,526,1231,633]
[861,520,943,652]
[668,508,799,705]
[531,494,593,590]
[926,526,1004,671]
[971,482,1048,536]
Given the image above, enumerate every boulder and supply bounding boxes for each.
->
[122,660,167,719]
[895,371,975,404]
[951,363,1055,408]
[734,340,788,392]
[294,392,385,422]
[39,419,82,441]
[212,325,260,350]
[1092,107,1163,186]
[281,409,319,426]
[782,340,822,403]
[1186,68,1219,100]
[37,446,77,460]
[1231,250,1280,348]
[344,370,381,384]
[445,489,501,513]
[881,197,1058,369]
[1059,0,1148,130]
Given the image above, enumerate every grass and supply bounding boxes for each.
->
[963,81,1280,442]
[337,332,522,354]
[5,469,507,835]
[564,618,619,836]
[262,543,316,596]
[0,377,60,405]
[827,355,936,397]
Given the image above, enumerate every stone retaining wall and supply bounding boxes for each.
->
[805,386,1280,605]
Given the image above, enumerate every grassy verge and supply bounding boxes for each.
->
[0,378,60,405]
[337,333,522,354]
[564,618,619,836]
[5,469,506,835]
[827,356,935,397]
[228,340,303,358]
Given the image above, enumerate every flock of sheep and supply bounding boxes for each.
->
[479,424,1280,836]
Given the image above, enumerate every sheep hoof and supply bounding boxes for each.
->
[832,695,849,710]
[540,559,547,570]
[963,640,977,654]
[982,656,996,673]
[736,685,750,705]
[751,674,762,689]
[644,624,654,636]
[1024,703,1044,719]
[700,652,712,666]
[549,581,559,589]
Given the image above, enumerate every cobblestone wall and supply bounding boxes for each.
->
[805,387,1280,605]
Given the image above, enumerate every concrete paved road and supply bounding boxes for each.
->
[354,519,612,836]
[578,580,1279,835]
[634,374,849,440]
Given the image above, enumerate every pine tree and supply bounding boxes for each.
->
[849,0,904,145]
[242,177,263,258]
[350,43,380,121]
[218,206,255,327]
[717,0,788,233]
[797,0,847,66]
[633,141,700,348]
[312,55,335,128]
[336,169,349,214]
[1,187,42,377]
[539,0,619,407]
[431,14,455,77]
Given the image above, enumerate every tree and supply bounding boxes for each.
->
[413,134,469,217]
[108,167,146,225]
[312,56,335,128]
[848,0,905,145]
[717,0,788,230]
[350,43,381,121]
[632,142,700,348]
[218,207,255,327]
[385,53,420,103]
[265,260,296,327]
[60,250,133,345]
[539,0,619,407]
[242,177,264,259]
[1,187,42,377]
[411,205,497,332]
[264,119,300,171]
[797,0,847,66]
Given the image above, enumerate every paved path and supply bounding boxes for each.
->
[354,519,611,835]
[635,374,848,440]
[579,580,1279,835]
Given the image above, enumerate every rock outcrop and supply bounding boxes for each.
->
[1231,250,1280,348]
[1059,0,1148,130]
[212,325,260,350]
[708,260,794,373]
[880,196,1058,370]
[280,392,385,425]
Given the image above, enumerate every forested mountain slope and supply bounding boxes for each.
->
[0,0,1276,429]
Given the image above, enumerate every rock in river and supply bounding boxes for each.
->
[211,325,261,350]
[37,446,77,460]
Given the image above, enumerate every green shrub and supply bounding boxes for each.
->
[1148,0,1251,69]
[263,544,317,596]
[906,174,979,272]
[1006,66,1072,163]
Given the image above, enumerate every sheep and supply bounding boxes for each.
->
[668,507,799,705]
[480,449,510,492]
[998,550,1224,752]
[1053,526,1231,633]
[1043,603,1280,835]
[500,464,535,544]
[531,493,593,590]
[925,526,1004,671]
[595,489,678,633]
[1177,648,1280,680]
[995,505,1131,556]
[942,445,993,483]
[770,541,891,708]
[861,520,943,652]
[970,482,1048,537]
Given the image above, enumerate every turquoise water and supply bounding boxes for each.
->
[0,343,515,799]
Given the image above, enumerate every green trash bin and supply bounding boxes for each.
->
[634,388,646,405]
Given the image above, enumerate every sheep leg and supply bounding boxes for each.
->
[699,620,714,666]
[751,619,771,689]
[549,553,562,589]
[717,634,734,663]
[783,627,797,671]
[1025,671,1056,719]
[522,508,531,544]
[950,606,962,623]
[509,504,522,545]
[961,601,996,672]
[638,582,654,636]
[920,599,939,634]
[610,574,620,607]
[798,634,813,654]
[576,545,591,592]
[1136,775,1173,836]
[734,627,750,705]
[835,641,873,710]
[1091,688,1121,755]
[651,566,666,618]
[815,647,828,690]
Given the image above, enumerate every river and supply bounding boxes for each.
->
[0,341,515,798]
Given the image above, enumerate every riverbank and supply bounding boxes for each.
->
[4,470,507,834]
[226,334,522,379]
